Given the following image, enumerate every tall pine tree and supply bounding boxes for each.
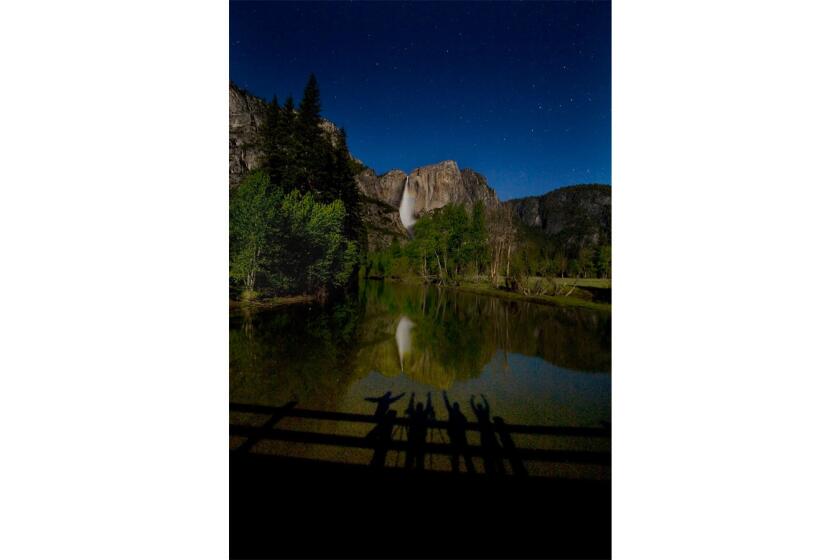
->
[295,74,330,195]
[260,95,282,187]
[332,127,364,253]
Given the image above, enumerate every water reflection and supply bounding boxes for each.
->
[230,280,610,429]
[355,281,610,388]
[395,315,414,373]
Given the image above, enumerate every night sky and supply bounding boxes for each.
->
[230,1,611,200]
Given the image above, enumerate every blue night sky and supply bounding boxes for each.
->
[230,1,610,201]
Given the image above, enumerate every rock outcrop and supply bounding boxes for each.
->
[504,184,611,248]
[355,169,409,251]
[354,161,501,250]
[406,160,500,214]
[356,161,500,215]
[229,82,348,189]
[230,82,610,255]
[355,168,406,208]
[229,83,267,189]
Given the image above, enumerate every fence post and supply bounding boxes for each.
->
[494,416,528,477]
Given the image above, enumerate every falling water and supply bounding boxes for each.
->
[398,176,417,233]
[395,315,415,373]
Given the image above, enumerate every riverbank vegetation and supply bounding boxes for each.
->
[362,201,611,307]
[229,75,362,301]
[229,75,610,311]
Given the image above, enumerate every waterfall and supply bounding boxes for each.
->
[398,176,417,232]
[395,315,415,373]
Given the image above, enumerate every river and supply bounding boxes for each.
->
[230,280,611,477]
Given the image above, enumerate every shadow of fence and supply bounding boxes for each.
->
[230,401,610,476]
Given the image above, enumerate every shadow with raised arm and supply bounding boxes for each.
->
[470,394,506,476]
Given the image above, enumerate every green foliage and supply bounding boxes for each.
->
[230,170,282,293]
[230,171,359,297]
[232,74,369,299]
[597,245,612,278]
[256,74,364,248]
[264,190,356,294]
[362,199,611,284]
[365,202,489,282]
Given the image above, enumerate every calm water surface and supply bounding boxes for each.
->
[230,281,611,475]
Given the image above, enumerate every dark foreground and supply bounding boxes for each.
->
[230,453,611,559]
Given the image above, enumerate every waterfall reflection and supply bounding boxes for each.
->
[395,315,415,373]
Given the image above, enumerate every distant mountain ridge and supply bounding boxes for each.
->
[505,184,611,248]
[229,82,610,251]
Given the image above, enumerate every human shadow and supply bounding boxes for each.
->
[404,392,434,471]
[368,409,397,468]
[364,391,405,468]
[442,391,475,474]
[470,394,506,476]
[364,390,405,420]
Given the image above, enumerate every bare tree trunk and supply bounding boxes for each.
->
[505,239,511,280]
[245,244,260,293]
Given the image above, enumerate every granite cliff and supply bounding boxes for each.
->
[229,82,609,252]
[504,184,611,249]
[229,83,349,189]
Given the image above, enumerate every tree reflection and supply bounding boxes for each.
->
[353,281,610,387]
[229,280,611,411]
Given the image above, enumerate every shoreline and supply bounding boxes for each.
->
[229,294,317,315]
[230,278,611,313]
[452,281,611,312]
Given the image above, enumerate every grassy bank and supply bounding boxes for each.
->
[229,294,317,315]
[366,275,611,312]
[550,278,611,289]
[455,282,611,312]
[228,278,611,314]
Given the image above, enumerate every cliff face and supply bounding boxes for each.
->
[353,161,501,250]
[407,161,500,214]
[355,168,408,251]
[356,168,406,208]
[228,82,348,189]
[504,184,612,248]
[229,84,267,189]
[230,82,609,255]
[356,161,500,215]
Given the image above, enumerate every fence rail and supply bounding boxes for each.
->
[230,402,611,438]
[230,401,611,474]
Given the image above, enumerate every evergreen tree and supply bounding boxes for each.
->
[331,128,363,244]
[466,201,488,273]
[273,95,299,190]
[295,73,330,194]
[260,96,282,186]
[231,74,368,300]
[279,95,295,133]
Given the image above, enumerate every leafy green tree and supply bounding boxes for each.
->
[597,245,611,278]
[465,201,489,274]
[264,190,358,294]
[568,259,581,278]
[230,171,282,296]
